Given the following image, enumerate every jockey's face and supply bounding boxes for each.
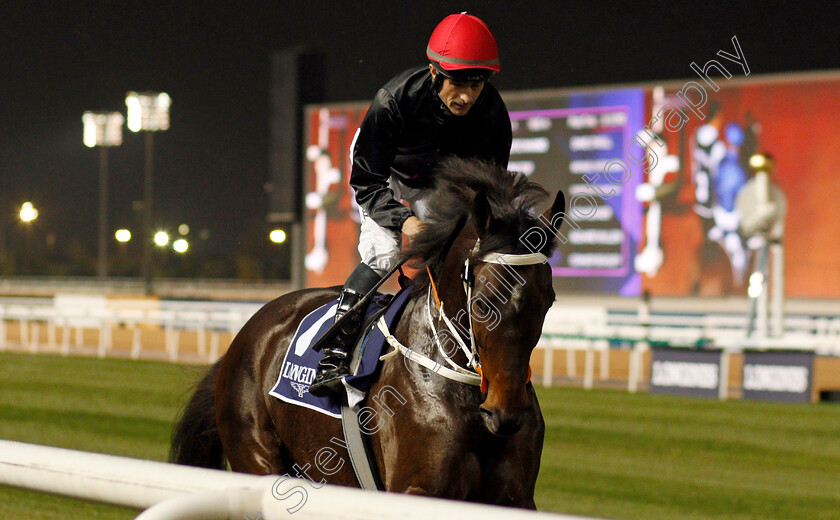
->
[430,65,485,116]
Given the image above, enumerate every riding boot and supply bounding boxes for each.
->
[309,262,383,397]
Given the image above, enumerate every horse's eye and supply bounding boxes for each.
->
[473,298,489,315]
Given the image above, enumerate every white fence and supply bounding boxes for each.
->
[0,440,598,520]
[0,295,262,363]
[2,295,839,386]
[0,276,289,301]
[537,304,840,397]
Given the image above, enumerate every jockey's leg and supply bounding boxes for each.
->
[309,262,383,396]
[310,210,397,397]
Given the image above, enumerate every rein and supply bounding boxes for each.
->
[379,241,547,391]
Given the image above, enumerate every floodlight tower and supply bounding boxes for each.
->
[83,111,124,279]
[126,92,171,295]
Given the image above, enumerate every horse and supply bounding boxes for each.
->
[170,157,566,509]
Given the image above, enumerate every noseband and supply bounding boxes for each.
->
[379,240,547,389]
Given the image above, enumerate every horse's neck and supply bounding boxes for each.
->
[402,284,474,373]
[422,241,476,367]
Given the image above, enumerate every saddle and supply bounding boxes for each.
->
[268,287,412,417]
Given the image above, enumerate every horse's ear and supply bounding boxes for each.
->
[473,190,493,237]
[542,190,566,231]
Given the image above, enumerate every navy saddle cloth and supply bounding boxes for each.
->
[269,287,412,417]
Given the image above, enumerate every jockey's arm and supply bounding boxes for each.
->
[350,89,414,232]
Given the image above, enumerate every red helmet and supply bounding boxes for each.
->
[426,13,499,78]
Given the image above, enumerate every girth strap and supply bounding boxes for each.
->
[341,404,382,491]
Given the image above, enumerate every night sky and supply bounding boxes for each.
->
[1,1,836,275]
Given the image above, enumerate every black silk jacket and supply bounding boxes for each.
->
[350,67,512,231]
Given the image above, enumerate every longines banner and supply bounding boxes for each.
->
[649,348,721,399]
[742,351,813,403]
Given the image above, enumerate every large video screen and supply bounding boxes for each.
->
[302,72,840,299]
[505,89,646,296]
[635,74,840,299]
[301,105,367,290]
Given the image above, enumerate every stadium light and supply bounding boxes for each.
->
[83,112,124,148]
[126,91,171,295]
[270,229,287,244]
[115,229,132,243]
[126,92,171,132]
[173,239,188,253]
[83,111,124,279]
[19,202,38,223]
[154,231,169,247]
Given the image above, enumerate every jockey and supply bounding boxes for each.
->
[309,13,513,397]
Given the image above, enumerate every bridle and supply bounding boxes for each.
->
[378,240,547,390]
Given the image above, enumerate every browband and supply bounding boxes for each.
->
[471,239,548,266]
[479,252,547,265]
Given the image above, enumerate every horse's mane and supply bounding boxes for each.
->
[401,157,553,293]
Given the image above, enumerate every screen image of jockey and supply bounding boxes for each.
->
[692,100,726,232]
[690,101,761,294]
[310,13,513,397]
[710,122,749,286]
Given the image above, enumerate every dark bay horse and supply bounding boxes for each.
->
[171,158,565,508]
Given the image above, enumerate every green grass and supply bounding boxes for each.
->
[535,387,840,519]
[0,352,203,519]
[1,352,839,519]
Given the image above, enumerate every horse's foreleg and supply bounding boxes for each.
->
[382,449,477,500]
[401,485,434,496]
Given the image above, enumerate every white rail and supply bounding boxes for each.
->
[0,440,598,520]
[536,304,840,398]
[2,296,838,392]
[0,296,262,362]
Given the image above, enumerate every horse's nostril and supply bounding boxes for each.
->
[479,407,500,433]
[499,413,525,435]
[480,406,525,436]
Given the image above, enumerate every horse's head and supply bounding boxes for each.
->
[403,158,566,437]
[468,188,565,436]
